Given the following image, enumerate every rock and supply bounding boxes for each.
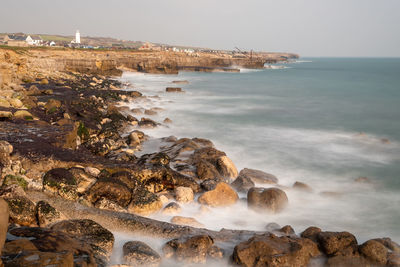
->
[43,168,78,200]
[166,87,183,92]
[0,140,13,167]
[26,85,40,95]
[247,187,288,213]
[8,227,98,266]
[325,255,372,267]
[144,109,157,115]
[198,182,238,207]
[40,78,49,84]
[84,166,101,177]
[217,156,238,180]
[208,245,224,259]
[0,110,13,120]
[43,89,53,95]
[355,177,372,183]
[300,226,321,243]
[163,235,215,263]
[0,98,10,108]
[129,132,141,147]
[36,200,66,227]
[162,202,181,215]
[196,160,221,180]
[231,174,255,193]
[69,167,97,194]
[44,98,62,113]
[0,198,9,257]
[232,233,320,267]
[387,252,400,266]
[94,197,127,212]
[138,117,158,128]
[3,194,37,226]
[174,186,194,203]
[9,98,23,108]
[51,219,114,261]
[172,80,189,84]
[279,225,295,235]
[87,177,132,208]
[163,118,172,124]
[265,222,281,232]
[238,168,278,184]
[131,108,143,114]
[359,239,388,265]
[171,216,204,228]
[159,195,169,205]
[123,241,161,267]
[2,174,28,190]
[317,231,358,256]
[2,249,74,267]
[13,110,34,120]
[128,188,162,215]
[200,178,220,191]
[372,238,400,253]
[293,181,313,192]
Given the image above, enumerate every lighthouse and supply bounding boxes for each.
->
[75,30,81,44]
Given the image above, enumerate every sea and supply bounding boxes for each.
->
[119,58,400,244]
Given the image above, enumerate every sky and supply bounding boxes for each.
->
[1,0,400,57]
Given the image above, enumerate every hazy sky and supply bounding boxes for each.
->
[2,0,400,57]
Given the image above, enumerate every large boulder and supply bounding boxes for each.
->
[232,233,320,267]
[51,219,114,261]
[8,227,98,266]
[231,174,255,193]
[174,186,194,203]
[69,167,97,194]
[87,177,132,208]
[238,168,278,184]
[247,187,288,213]
[1,187,36,226]
[0,140,13,167]
[128,187,163,215]
[198,182,238,207]
[123,241,161,267]
[359,239,388,265]
[43,168,78,200]
[317,231,358,256]
[163,235,217,263]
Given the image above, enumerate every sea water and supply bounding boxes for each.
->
[120,58,400,243]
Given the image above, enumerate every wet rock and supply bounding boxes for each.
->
[359,239,388,265]
[36,200,66,227]
[111,171,140,190]
[51,219,114,261]
[217,156,238,179]
[69,167,97,194]
[231,174,255,193]
[138,117,158,128]
[0,140,13,167]
[128,132,141,147]
[123,241,161,267]
[13,110,34,120]
[144,109,157,115]
[2,174,28,190]
[43,168,78,201]
[87,177,132,208]
[372,238,400,253]
[355,177,372,183]
[9,98,23,108]
[162,202,181,215]
[232,233,320,267]
[94,197,127,212]
[171,216,204,228]
[200,178,220,191]
[198,182,238,207]
[0,110,13,120]
[387,252,400,266]
[163,235,215,263]
[293,181,313,192]
[163,118,172,124]
[247,187,288,213]
[0,98,10,108]
[174,186,194,203]
[300,226,321,243]
[8,227,97,266]
[265,222,281,232]
[166,87,183,92]
[128,187,162,215]
[196,159,221,180]
[317,231,358,256]
[44,98,62,113]
[325,254,372,267]
[131,108,143,114]
[208,245,224,259]
[2,249,74,267]
[84,166,101,177]
[0,198,9,257]
[279,225,295,236]
[238,168,278,184]
[2,193,36,226]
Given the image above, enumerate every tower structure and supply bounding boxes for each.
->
[75,30,80,44]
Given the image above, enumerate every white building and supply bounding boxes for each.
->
[75,30,80,44]
[26,35,43,46]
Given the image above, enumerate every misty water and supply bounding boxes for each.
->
[119,58,400,244]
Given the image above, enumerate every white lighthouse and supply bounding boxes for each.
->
[75,30,81,44]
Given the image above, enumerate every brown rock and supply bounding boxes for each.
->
[123,241,161,267]
[88,177,132,208]
[43,168,78,201]
[162,202,181,215]
[238,168,278,184]
[163,235,214,263]
[326,254,372,267]
[171,216,204,228]
[0,198,9,257]
[36,200,66,227]
[359,239,388,265]
[231,174,255,193]
[247,187,288,213]
[300,226,322,243]
[198,182,238,207]
[166,87,183,92]
[174,186,194,203]
[217,155,238,180]
[3,194,37,226]
[232,233,320,267]
[317,231,358,256]
[2,250,74,267]
[293,181,313,192]
[128,188,162,215]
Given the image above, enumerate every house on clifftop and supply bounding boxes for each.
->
[3,34,43,46]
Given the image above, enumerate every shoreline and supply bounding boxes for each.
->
[0,48,399,266]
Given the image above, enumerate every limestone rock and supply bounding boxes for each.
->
[36,200,66,227]
[198,182,238,207]
[163,235,215,263]
[317,231,358,256]
[247,187,288,213]
[239,168,278,184]
[123,241,161,267]
[162,202,181,215]
[43,168,78,201]
[51,219,114,261]
[174,186,194,203]
[128,188,162,215]
[232,233,320,267]
[171,216,204,228]
[231,174,255,193]
[217,155,238,180]
[359,239,388,265]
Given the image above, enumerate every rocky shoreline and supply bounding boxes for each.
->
[0,47,399,266]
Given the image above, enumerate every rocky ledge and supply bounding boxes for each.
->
[0,48,399,267]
